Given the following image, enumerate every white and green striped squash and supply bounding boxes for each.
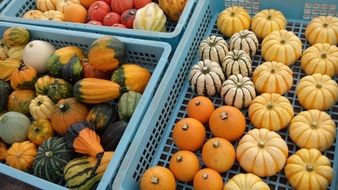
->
[221,50,252,78]
[229,30,259,57]
[199,35,229,64]
[118,91,142,121]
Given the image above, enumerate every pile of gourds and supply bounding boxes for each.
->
[140,6,338,190]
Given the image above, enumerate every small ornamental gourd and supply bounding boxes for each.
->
[118,91,142,121]
[251,9,287,39]
[252,61,293,95]
[29,95,55,120]
[221,50,252,78]
[262,30,302,65]
[27,119,54,145]
[34,75,55,95]
[0,39,9,60]
[22,10,45,20]
[0,80,11,113]
[223,173,270,190]
[296,73,338,111]
[0,112,31,144]
[8,46,25,61]
[217,6,251,37]
[236,128,288,177]
[159,0,187,21]
[133,3,167,32]
[186,96,214,124]
[193,168,223,190]
[285,149,333,190]
[46,78,73,103]
[101,120,128,151]
[289,110,336,152]
[8,89,36,115]
[3,27,30,47]
[6,141,37,171]
[199,35,229,64]
[140,166,176,190]
[36,0,57,12]
[10,64,38,90]
[189,59,225,96]
[41,10,64,21]
[56,0,81,13]
[305,16,338,45]
[169,150,200,182]
[0,58,21,81]
[86,103,118,132]
[301,43,338,77]
[249,93,294,131]
[221,74,256,109]
[229,30,259,57]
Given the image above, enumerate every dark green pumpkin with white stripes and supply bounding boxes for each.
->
[32,137,72,184]
[118,91,142,121]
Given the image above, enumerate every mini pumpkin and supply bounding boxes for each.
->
[305,16,338,45]
[193,168,223,190]
[3,27,30,47]
[221,50,252,78]
[285,148,333,190]
[56,0,81,13]
[236,128,288,177]
[29,95,55,120]
[186,96,214,124]
[223,173,270,190]
[6,141,37,171]
[301,43,338,77]
[36,0,57,12]
[7,46,25,61]
[159,0,187,22]
[27,119,54,145]
[133,3,167,32]
[296,73,338,111]
[140,166,176,190]
[10,64,38,90]
[252,61,293,95]
[262,30,302,65]
[189,59,225,96]
[0,58,21,81]
[169,150,200,182]
[199,35,229,64]
[41,10,64,21]
[229,30,259,57]
[46,78,73,103]
[34,75,56,95]
[8,89,36,115]
[0,112,31,144]
[22,10,45,20]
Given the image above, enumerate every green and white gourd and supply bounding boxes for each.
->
[199,35,229,64]
[221,50,252,78]
[229,30,259,57]
[118,91,142,121]
[221,74,256,109]
[189,59,225,96]
[0,112,31,144]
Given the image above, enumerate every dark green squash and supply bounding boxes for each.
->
[62,56,83,84]
[47,78,73,103]
[118,91,142,121]
[86,103,118,132]
[100,120,128,151]
[0,80,11,112]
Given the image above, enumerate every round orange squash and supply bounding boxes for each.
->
[193,168,223,190]
[10,64,38,90]
[6,141,37,171]
[80,0,96,9]
[140,166,176,190]
[7,89,36,115]
[209,106,245,142]
[169,150,200,182]
[27,119,54,145]
[64,4,87,23]
[187,96,214,124]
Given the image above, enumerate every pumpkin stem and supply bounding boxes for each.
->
[176,156,183,162]
[306,164,314,172]
[213,141,220,148]
[280,40,286,44]
[310,121,317,129]
[182,124,189,131]
[270,69,276,74]
[150,177,159,184]
[18,63,26,70]
[195,100,201,106]
[221,112,228,120]
[45,151,53,157]
[59,104,69,112]
[316,84,322,89]
[266,103,273,109]
[36,99,42,106]
[202,174,209,179]
[267,15,272,20]
[202,66,209,74]
[321,53,327,59]
[258,141,265,148]
[323,23,328,28]
[230,12,235,16]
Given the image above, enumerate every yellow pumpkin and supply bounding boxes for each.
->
[41,10,64,22]
[248,93,294,131]
[305,16,338,45]
[252,61,293,95]
[289,110,336,152]
[285,148,333,190]
[6,141,37,171]
[133,3,167,32]
[223,173,270,190]
[262,30,302,66]
[22,10,45,20]
[251,9,287,39]
[236,128,288,177]
[56,0,81,13]
[158,0,187,22]
[296,73,338,111]
[0,58,21,81]
[36,0,57,12]
[217,6,251,37]
[301,43,338,77]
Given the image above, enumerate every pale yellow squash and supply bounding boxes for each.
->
[36,0,57,12]
[223,173,270,190]
[305,16,338,45]
[41,10,64,22]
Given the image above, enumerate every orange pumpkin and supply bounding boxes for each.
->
[0,139,7,160]
[27,119,54,145]
[50,98,88,135]
[172,118,206,151]
[209,106,246,142]
[187,96,215,124]
[64,4,87,23]
[140,166,176,190]
[10,64,38,90]
[193,168,223,190]
[202,137,235,173]
[169,150,200,182]
[80,0,96,9]
[7,89,36,115]
[6,141,37,171]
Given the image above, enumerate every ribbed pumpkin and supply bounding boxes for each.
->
[0,112,31,144]
[251,9,287,39]
[46,78,73,103]
[3,27,30,47]
[56,0,81,13]
[34,75,56,95]
[8,89,36,115]
[6,141,37,171]
[199,35,229,64]
[262,30,302,66]
[221,74,256,109]
[0,58,21,81]
[64,151,113,190]
[140,166,176,190]
[159,0,187,22]
[74,78,121,104]
[0,39,9,60]
[50,98,88,135]
[100,120,128,151]
[41,10,64,21]
[86,103,118,132]
[33,137,72,184]
[10,64,38,90]
[236,128,288,177]
[133,3,167,32]
[296,73,338,111]
[217,6,251,37]
[22,10,45,19]
[249,93,294,131]
[88,36,126,72]
[189,59,225,96]
[223,173,270,190]
[301,43,338,77]
[289,110,336,152]
[221,50,252,78]
[0,80,11,113]
[36,0,57,12]
[29,95,55,120]
[8,46,25,61]
[285,148,333,190]
[229,30,259,57]
[252,61,293,95]
[27,119,54,145]
[118,91,142,121]
[193,168,223,190]
[305,16,338,45]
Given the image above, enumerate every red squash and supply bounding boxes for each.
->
[98,0,111,6]
[121,9,137,28]
[103,12,121,26]
[87,20,103,25]
[111,0,133,15]
[88,1,111,22]
[111,23,127,28]
[82,61,110,79]
[134,0,151,9]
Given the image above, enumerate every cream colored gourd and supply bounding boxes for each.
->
[301,43,338,77]
[305,16,338,45]
[251,9,287,39]
[133,3,167,32]
[199,35,228,64]
[36,0,57,12]
[217,6,251,37]
[229,30,259,57]
[236,128,288,177]
[41,10,64,22]
[223,173,270,190]
[221,50,252,77]
[253,61,293,95]
[289,110,336,151]
[285,148,333,190]
[248,93,294,131]
[56,0,80,13]
[262,30,302,65]
[29,95,55,120]
[22,10,45,20]
[8,46,25,61]
[296,73,338,111]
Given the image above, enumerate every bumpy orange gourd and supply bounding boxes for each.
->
[187,96,215,124]
[27,119,54,145]
[63,4,87,23]
[169,150,200,182]
[193,168,223,190]
[10,64,38,90]
[6,141,37,171]
[159,0,187,22]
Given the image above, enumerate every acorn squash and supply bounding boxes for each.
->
[100,120,128,151]
[118,91,142,121]
[46,78,73,103]
[86,103,118,132]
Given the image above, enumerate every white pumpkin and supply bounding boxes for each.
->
[199,35,228,64]
[23,40,56,73]
[229,30,259,57]
[133,3,167,32]
[221,50,252,77]
[0,112,31,144]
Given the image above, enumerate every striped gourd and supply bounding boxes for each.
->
[199,35,229,64]
[221,74,256,109]
[229,30,259,57]
[32,137,72,184]
[3,27,30,47]
[118,91,142,121]
[221,50,252,78]
[189,59,225,96]
[64,151,113,190]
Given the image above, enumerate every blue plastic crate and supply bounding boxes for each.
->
[0,0,196,47]
[114,0,338,190]
[0,21,171,190]
[0,0,10,12]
